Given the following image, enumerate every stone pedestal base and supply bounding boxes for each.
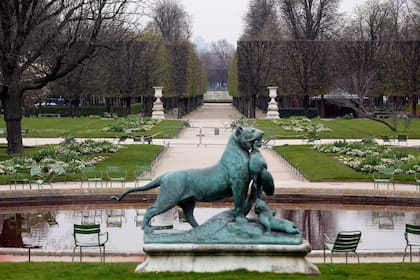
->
[136,240,319,275]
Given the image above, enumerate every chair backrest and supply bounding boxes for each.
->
[332,231,361,252]
[134,165,152,176]
[107,166,122,173]
[82,166,96,174]
[405,224,420,241]
[73,224,101,244]
[378,168,394,175]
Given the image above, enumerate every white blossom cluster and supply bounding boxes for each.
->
[274,117,332,133]
[313,140,420,174]
[0,140,122,175]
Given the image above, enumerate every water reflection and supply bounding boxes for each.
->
[0,206,419,253]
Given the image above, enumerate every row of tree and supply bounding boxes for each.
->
[0,0,205,155]
[232,40,418,126]
[51,34,206,117]
[230,0,419,122]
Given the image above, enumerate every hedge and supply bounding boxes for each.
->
[24,103,143,117]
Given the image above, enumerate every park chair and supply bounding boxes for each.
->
[72,224,108,262]
[9,166,31,190]
[134,165,154,187]
[81,166,103,188]
[397,134,407,146]
[372,168,395,190]
[403,224,420,263]
[381,135,393,145]
[415,173,420,191]
[304,130,320,144]
[105,166,127,188]
[323,230,362,263]
[30,164,65,189]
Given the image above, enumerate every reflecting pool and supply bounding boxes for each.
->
[1,205,419,254]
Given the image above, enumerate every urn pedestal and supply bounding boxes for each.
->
[265,86,280,119]
[152,86,165,120]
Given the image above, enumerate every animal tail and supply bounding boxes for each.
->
[111,175,162,201]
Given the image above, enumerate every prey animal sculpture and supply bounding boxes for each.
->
[249,139,274,198]
[112,126,264,233]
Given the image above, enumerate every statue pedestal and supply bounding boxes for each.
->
[136,241,319,275]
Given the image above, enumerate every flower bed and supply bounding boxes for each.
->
[313,139,420,174]
[102,116,161,133]
[0,140,123,175]
[273,117,331,133]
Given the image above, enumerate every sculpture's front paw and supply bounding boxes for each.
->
[235,216,247,224]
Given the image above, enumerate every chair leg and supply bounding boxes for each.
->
[323,247,326,263]
[410,245,412,262]
[403,245,408,262]
[80,246,82,262]
[345,252,348,264]
[356,252,360,263]
[72,246,77,262]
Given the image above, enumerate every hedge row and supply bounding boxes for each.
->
[24,103,143,117]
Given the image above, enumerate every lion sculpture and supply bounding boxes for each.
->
[113,126,264,233]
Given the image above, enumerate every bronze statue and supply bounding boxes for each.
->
[113,126,264,233]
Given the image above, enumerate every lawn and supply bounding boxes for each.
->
[0,117,185,138]
[274,145,420,182]
[256,118,420,139]
[0,263,419,280]
[274,145,371,181]
[0,144,165,184]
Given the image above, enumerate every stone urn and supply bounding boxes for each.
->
[266,86,280,119]
[152,86,165,120]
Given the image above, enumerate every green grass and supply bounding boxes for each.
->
[256,118,420,139]
[0,117,185,138]
[0,144,165,184]
[95,144,164,180]
[274,145,420,182]
[274,145,371,181]
[0,263,419,280]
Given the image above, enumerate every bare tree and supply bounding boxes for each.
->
[151,0,191,41]
[0,0,131,155]
[243,0,283,40]
[279,0,340,40]
[205,40,235,89]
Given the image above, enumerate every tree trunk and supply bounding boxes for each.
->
[410,95,417,117]
[1,82,24,155]
[303,94,309,117]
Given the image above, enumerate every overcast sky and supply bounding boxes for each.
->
[180,0,366,46]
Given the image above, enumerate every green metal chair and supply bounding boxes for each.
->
[372,168,395,190]
[72,224,108,262]
[323,230,362,263]
[9,166,31,190]
[415,173,420,191]
[397,134,407,146]
[81,166,103,188]
[30,164,65,189]
[403,224,420,263]
[133,165,153,187]
[105,166,127,188]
